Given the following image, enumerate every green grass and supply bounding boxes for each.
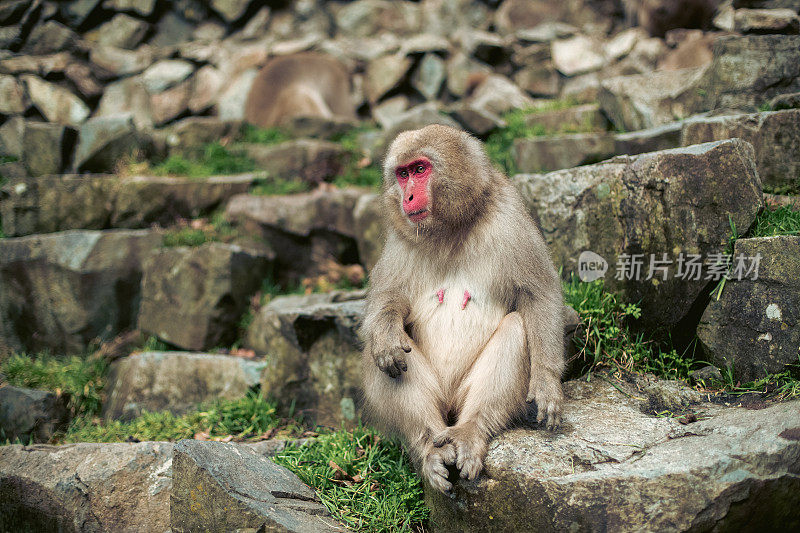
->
[530,97,581,113]
[563,277,695,380]
[274,426,427,532]
[331,127,384,190]
[715,356,800,401]
[750,205,800,237]
[152,143,256,178]
[1,353,107,419]
[65,390,301,443]
[240,124,291,145]
[250,175,312,196]
[162,211,238,247]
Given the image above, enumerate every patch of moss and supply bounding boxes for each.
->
[151,143,256,178]
[162,212,238,247]
[240,124,291,145]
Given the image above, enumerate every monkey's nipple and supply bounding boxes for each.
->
[461,290,471,310]
[436,289,445,304]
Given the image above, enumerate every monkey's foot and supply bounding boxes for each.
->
[422,444,456,494]
[526,375,564,430]
[433,425,486,481]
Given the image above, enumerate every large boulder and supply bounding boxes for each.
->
[0,230,161,355]
[0,117,75,177]
[681,109,800,190]
[0,442,172,532]
[0,385,70,444]
[242,139,349,185]
[702,34,800,110]
[244,291,364,425]
[598,67,708,131]
[698,236,800,382]
[225,188,367,280]
[0,174,255,237]
[104,351,267,421]
[21,75,90,127]
[513,139,763,330]
[72,114,152,173]
[512,133,615,173]
[171,439,343,532]
[353,192,384,272]
[138,243,273,351]
[426,377,800,532]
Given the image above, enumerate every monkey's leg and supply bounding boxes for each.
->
[363,347,457,493]
[434,312,528,480]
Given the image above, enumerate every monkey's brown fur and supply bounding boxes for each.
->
[244,52,355,129]
[361,125,565,493]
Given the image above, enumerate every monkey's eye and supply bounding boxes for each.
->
[415,164,426,174]
[398,169,409,179]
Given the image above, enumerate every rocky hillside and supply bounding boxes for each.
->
[1,0,800,532]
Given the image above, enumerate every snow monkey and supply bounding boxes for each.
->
[244,52,356,128]
[361,125,565,493]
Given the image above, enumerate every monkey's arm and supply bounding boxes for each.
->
[515,286,565,430]
[361,273,414,379]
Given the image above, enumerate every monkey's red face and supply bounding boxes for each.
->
[395,157,432,223]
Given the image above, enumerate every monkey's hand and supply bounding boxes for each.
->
[526,373,563,430]
[369,331,412,379]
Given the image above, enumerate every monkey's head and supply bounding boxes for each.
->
[382,124,495,241]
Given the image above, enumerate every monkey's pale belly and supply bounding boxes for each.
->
[409,287,506,371]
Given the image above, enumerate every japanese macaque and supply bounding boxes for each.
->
[625,0,720,37]
[244,52,356,129]
[361,125,565,493]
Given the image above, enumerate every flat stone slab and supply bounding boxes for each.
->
[427,377,800,532]
[171,439,343,532]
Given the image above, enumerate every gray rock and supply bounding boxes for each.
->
[64,0,104,27]
[0,0,28,25]
[513,139,763,330]
[512,133,615,173]
[449,101,506,136]
[0,229,161,355]
[445,51,491,98]
[161,117,241,157]
[138,243,273,351]
[21,75,90,127]
[171,439,343,532]
[681,109,800,190]
[149,11,194,48]
[0,75,26,115]
[0,25,22,50]
[141,59,195,94]
[689,365,724,386]
[0,386,71,444]
[551,35,606,76]
[217,68,258,121]
[702,35,800,111]
[426,377,800,532]
[103,0,156,17]
[21,21,78,55]
[522,104,608,135]
[150,77,192,126]
[73,114,151,173]
[0,174,116,237]
[333,0,420,38]
[0,172,255,237]
[280,116,359,141]
[698,236,800,382]
[225,187,365,240]
[734,7,800,33]
[364,53,413,103]
[769,91,800,110]
[112,174,256,228]
[0,441,172,532]
[599,67,708,131]
[187,64,223,113]
[245,292,365,425]
[104,351,266,421]
[87,13,149,49]
[242,139,349,185]
[494,0,563,35]
[513,63,561,98]
[353,192,384,272]
[411,53,446,101]
[3,119,73,177]
[65,61,104,100]
[89,45,155,77]
[95,77,154,130]
[613,121,683,156]
[210,0,252,23]
[468,74,535,117]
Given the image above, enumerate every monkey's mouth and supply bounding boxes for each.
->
[407,209,429,223]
